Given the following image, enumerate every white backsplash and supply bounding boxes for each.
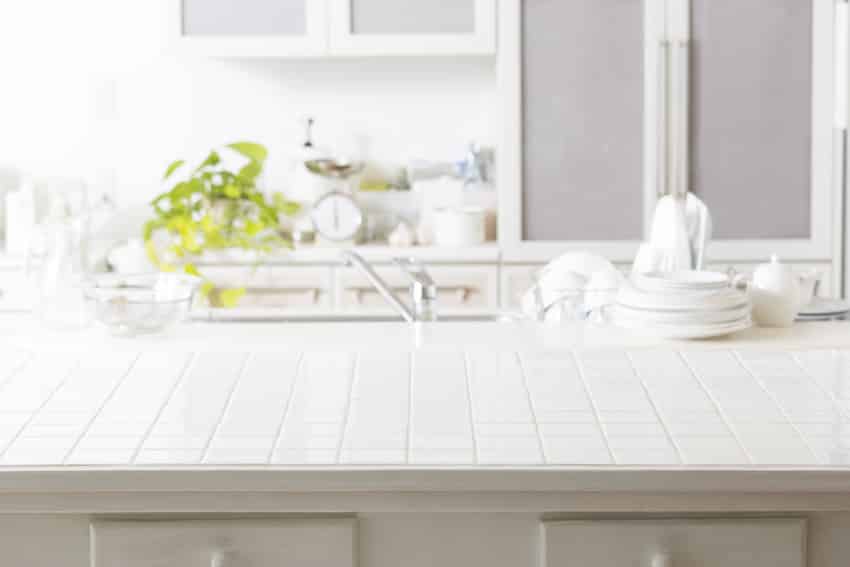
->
[0,0,497,208]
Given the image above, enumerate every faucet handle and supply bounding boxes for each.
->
[393,257,437,300]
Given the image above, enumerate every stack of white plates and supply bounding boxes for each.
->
[612,271,751,339]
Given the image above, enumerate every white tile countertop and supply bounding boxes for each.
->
[1,317,850,473]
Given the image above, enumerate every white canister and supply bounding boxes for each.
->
[432,207,486,247]
[750,254,801,328]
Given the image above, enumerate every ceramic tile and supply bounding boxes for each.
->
[66,448,134,465]
[1,347,849,469]
[478,447,543,465]
[611,447,680,465]
[674,437,749,465]
[339,449,406,465]
[475,423,537,436]
[203,447,271,464]
[409,449,475,465]
[271,449,338,465]
[135,449,203,465]
[2,448,70,465]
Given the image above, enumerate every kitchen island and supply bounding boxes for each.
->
[2,318,850,566]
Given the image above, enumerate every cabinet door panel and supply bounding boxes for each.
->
[690,0,813,239]
[522,0,644,242]
[182,0,307,36]
[351,0,475,35]
[542,519,806,567]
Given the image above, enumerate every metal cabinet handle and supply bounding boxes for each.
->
[210,550,231,567]
[676,40,690,197]
[657,40,670,197]
[651,551,673,567]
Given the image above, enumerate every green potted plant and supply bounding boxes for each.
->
[144,142,299,307]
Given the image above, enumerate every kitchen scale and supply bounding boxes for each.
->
[305,159,365,245]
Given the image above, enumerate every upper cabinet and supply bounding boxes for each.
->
[499,0,841,264]
[328,0,496,55]
[176,0,328,57]
[681,0,835,261]
[174,0,496,57]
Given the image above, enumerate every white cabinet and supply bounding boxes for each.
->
[328,0,496,55]
[91,518,357,567]
[541,519,806,567]
[175,0,329,57]
[499,0,841,267]
[174,0,495,57]
[197,265,334,318]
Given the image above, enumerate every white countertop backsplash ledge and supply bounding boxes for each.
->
[2,342,850,469]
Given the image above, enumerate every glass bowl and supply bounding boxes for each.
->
[83,273,200,336]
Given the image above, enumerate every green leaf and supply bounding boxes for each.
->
[217,287,246,308]
[195,151,221,172]
[163,159,185,180]
[272,193,301,217]
[238,160,263,181]
[227,142,268,163]
[184,263,201,278]
[223,184,241,199]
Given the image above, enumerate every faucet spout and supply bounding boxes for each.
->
[340,250,417,323]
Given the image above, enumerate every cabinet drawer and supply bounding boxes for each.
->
[199,266,333,311]
[500,265,543,311]
[541,519,805,567]
[91,517,356,567]
[336,265,498,313]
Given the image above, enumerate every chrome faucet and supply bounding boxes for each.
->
[340,250,437,322]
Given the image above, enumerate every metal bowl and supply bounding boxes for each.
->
[83,273,200,336]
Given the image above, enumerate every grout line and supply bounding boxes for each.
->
[624,351,684,466]
[199,352,252,464]
[515,352,547,464]
[462,352,479,465]
[130,353,196,465]
[789,349,850,421]
[266,352,305,464]
[0,355,80,460]
[572,351,616,464]
[677,350,755,465]
[335,352,359,465]
[405,351,414,465]
[733,351,822,464]
[62,352,141,465]
[0,351,34,395]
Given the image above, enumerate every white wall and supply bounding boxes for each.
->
[0,0,497,207]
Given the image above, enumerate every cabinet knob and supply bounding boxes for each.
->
[651,551,673,567]
[210,550,231,567]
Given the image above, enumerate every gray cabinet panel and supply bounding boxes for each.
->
[691,0,812,239]
[183,0,306,37]
[351,0,475,35]
[522,0,644,241]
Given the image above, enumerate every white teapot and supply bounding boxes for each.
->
[750,255,801,328]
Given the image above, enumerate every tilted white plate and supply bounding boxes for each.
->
[798,298,850,318]
[632,270,729,292]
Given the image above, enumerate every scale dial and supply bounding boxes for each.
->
[311,191,364,242]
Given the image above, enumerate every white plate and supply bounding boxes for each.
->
[612,303,751,326]
[632,271,729,292]
[613,316,752,340]
[798,298,850,318]
[617,283,749,312]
